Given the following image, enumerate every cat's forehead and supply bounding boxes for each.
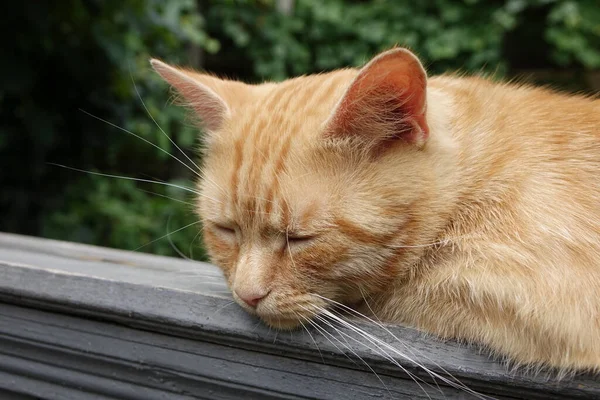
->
[200,70,358,228]
[201,146,333,232]
[227,69,357,143]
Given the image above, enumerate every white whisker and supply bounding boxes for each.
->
[205,290,232,293]
[130,72,204,175]
[188,229,204,259]
[308,311,393,396]
[174,273,225,280]
[134,220,201,251]
[302,313,362,369]
[129,76,226,194]
[210,300,236,317]
[319,307,490,399]
[314,292,480,397]
[49,164,223,204]
[166,214,195,260]
[359,290,450,393]
[320,308,436,399]
[139,189,195,206]
[297,316,325,363]
[79,108,204,181]
[317,293,433,363]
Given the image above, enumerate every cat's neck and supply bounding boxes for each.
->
[424,78,528,238]
[381,79,530,285]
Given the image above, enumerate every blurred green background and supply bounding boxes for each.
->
[1,0,599,261]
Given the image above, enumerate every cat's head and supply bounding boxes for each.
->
[152,48,453,329]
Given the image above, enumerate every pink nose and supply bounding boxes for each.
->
[235,289,268,308]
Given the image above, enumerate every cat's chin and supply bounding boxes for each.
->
[261,316,303,331]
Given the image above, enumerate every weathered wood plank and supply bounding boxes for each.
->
[0,303,466,399]
[0,232,226,294]
[0,232,597,399]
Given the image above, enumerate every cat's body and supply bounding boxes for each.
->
[152,48,600,371]
[374,76,600,370]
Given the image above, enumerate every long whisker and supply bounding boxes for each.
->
[166,214,195,260]
[79,109,204,181]
[138,189,196,206]
[49,164,224,204]
[359,290,446,393]
[319,307,490,399]
[173,274,226,281]
[296,315,325,363]
[320,308,436,399]
[188,229,203,260]
[210,300,236,317]
[130,71,203,174]
[134,220,201,251]
[314,292,473,394]
[311,305,434,398]
[317,293,435,366]
[130,73,232,198]
[315,294,475,394]
[206,291,234,296]
[308,311,392,396]
[81,106,229,201]
[301,313,362,369]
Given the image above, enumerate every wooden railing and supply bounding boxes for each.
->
[0,233,597,399]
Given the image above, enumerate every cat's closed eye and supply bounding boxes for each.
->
[285,233,317,246]
[212,223,236,236]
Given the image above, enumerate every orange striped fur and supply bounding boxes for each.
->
[152,48,600,371]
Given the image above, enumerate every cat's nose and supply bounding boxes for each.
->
[235,288,269,308]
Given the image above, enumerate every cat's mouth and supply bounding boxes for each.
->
[244,293,332,331]
[232,289,364,331]
[256,297,365,331]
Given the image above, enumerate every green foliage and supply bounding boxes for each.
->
[546,0,600,68]
[1,0,598,260]
[43,175,206,260]
[0,0,214,259]
[209,0,507,79]
[208,0,600,81]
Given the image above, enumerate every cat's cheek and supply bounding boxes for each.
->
[287,240,351,277]
[282,241,362,299]
[203,229,239,276]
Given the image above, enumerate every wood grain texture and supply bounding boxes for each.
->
[0,232,598,399]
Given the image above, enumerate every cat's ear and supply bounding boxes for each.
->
[324,48,429,149]
[150,59,233,132]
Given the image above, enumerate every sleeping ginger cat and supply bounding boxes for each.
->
[151,48,600,371]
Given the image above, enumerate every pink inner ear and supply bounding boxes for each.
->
[184,87,229,132]
[151,59,228,132]
[327,49,428,146]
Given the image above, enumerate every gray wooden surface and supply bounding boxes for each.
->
[0,232,597,399]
